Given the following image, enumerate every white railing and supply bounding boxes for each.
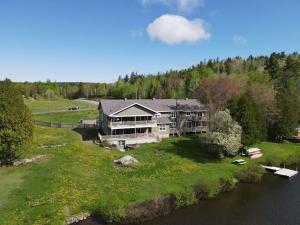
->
[101,133,156,140]
[110,120,157,126]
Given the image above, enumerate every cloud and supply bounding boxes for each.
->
[232,35,248,44]
[140,0,204,12]
[147,14,211,44]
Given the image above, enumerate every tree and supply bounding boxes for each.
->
[228,94,266,146]
[44,89,55,100]
[209,110,242,157]
[271,91,300,139]
[0,79,34,164]
[199,110,242,159]
[196,76,239,112]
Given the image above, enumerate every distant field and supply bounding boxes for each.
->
[33,110,99,123]
[25,99,97,114]
[25,99,98,123]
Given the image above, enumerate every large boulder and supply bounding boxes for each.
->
[114,155,138,166]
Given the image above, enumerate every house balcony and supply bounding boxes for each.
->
[170,126,208,134]
[189,115,209,122]
[108,120,157,129]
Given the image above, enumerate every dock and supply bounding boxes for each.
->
[261,165,298,178]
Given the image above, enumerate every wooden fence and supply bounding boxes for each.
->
[34,120,97,129]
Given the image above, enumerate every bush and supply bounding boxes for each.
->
[0,79,34,164]
[235,164,265,183]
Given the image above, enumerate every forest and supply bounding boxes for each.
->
[10,52,300,143]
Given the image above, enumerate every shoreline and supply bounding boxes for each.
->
[75,160,299,225]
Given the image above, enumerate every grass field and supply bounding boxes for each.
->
[25,99,97,114]
[0,126,299,225]
[25,99,99,123]
[33,110,99,123]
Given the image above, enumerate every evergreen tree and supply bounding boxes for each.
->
[0,79,34,164]
[228,94,266,146]
[272,90,300,139]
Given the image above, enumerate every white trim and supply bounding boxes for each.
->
[109,103,159,116]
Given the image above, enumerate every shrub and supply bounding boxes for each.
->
[235,164,265,183]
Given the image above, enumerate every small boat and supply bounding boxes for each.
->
[250,153,263,159]
[246,148,263,159]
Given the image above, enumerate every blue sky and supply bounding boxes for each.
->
[0,0,300,82]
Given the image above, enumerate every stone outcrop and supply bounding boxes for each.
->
[66,212,91,224]
[113,155,138,166]
[13,155,47,166]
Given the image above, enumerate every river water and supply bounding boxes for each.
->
[79,173,300,225]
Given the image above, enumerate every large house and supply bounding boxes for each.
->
[98,98,209,148]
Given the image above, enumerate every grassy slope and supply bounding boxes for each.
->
[0,127,299,225]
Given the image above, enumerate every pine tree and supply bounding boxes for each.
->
[228,94,266,146]
[0,79,34,164]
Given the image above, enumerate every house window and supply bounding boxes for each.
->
[197,112,203,117]
[158,124,166,132]
[171,122,176,127]
[186,112,191,117]
[171,112,176,119]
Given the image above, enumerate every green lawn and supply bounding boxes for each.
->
[33,110,99,123]
[25,99,97,114]
[0,126,299,225]
[25,99,98,123]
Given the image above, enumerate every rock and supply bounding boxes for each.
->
[13,155,47,167]
[114,155,138,166]
[66,212,90,224]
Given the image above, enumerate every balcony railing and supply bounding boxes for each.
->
[101,133,156,140]
[109,120,157,127]
[188,115,209,121]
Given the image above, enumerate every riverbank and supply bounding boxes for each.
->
[0,126,299,225]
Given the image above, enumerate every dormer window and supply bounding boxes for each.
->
[171,112,176,119]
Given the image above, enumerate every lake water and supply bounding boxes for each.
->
[79,172,300,225]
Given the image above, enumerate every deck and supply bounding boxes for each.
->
[261,165,298,178]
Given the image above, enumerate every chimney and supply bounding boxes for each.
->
[152,98,156,100]
[185,98,189,100]
[124,98,127,101]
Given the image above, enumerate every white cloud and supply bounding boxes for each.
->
[232,35,248,44]
[140,0,204,12]
[147,14,211,44]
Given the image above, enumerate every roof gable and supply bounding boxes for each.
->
[112,103,158,116]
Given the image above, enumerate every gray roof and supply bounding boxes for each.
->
[157,117,172,124]
[99,99,206,116]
